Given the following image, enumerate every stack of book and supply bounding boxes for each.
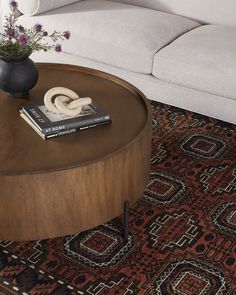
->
[20,101,111,139]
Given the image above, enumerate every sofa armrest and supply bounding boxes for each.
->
[17,0,81,16]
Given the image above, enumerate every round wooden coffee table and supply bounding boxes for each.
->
[0,63,152,241]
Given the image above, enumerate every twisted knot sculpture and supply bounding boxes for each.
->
[44,87,92,116]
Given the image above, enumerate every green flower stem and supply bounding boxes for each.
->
[0,2,70,60]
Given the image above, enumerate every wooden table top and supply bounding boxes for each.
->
[0,63,150,176]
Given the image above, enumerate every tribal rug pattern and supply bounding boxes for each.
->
[1,101,236,294]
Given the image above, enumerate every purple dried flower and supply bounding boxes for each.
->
[34,23,42,32]
[55,44,62,52]
[18,25,25,33]
[0,4,70,59]
[63,31,70,40]
[5,28,15,38]
[10,1,17,9]
[18,35,28,45]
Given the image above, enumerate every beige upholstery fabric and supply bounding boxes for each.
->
[153,25,236,99]
[18,0,199,73]
[17,0,80,16]
[112,0,236,26]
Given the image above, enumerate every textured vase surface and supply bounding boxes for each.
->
[0,56,39,98]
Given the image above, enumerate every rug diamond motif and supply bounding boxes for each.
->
[180,133,228,159]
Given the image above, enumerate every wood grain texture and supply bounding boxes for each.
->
[0,63,152,241]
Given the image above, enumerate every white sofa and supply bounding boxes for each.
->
[1,0,236,124]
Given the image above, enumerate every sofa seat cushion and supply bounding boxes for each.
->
[18,0,199,73]
[153,25,236,99]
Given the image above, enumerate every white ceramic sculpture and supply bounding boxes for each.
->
[44,87,92,116]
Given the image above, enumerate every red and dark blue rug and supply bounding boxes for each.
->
[1,101,236,294]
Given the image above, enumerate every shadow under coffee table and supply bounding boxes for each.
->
[0,63,152,241]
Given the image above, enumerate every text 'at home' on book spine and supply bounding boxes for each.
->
[42,115,110,134]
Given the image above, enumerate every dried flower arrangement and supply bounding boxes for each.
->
[0,1,70,60]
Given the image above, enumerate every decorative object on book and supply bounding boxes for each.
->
[44,87,92,116]
[0,1,70,98]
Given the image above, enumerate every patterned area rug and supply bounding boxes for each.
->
[1,101,236,294]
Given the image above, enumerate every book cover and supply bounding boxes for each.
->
[21,102,111,134]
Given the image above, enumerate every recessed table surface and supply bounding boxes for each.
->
[0,63,152,241]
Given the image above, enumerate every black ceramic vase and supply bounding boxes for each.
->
[0,55,39,98]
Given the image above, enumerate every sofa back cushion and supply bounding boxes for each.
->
[17,0,81,16]
[18,0,199,74]
[111,0,236,26]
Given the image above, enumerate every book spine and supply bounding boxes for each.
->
[45,120,111,139]
[46,128,77,139]
[42,115,111,134]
